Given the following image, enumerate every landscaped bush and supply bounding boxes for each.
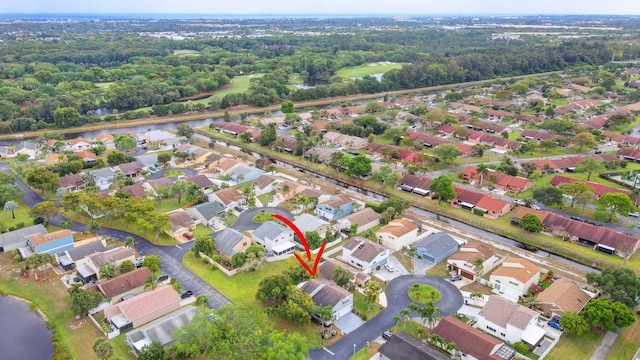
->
[473,208,485,216]
[512,342,529,354]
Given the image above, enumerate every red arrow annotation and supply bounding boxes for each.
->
[271,213,326,277]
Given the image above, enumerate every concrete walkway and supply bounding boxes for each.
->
[590,330,619,360]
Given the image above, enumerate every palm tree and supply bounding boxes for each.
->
[68,283,83,296]
[472,257,484,281]
[419,301,442,329]
[446,341,460,359]
[124,236,136,250]
[477,164,489,185]
[4,200,19,219]
[144,275,158,291]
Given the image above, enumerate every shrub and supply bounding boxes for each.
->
[473,208,485,216]
[512,342,529,354]
[33,217,44,225]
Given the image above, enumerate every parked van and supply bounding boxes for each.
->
[121,293,135,302]
[157,274,169,282]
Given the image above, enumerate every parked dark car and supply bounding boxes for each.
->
[180,290,193,299]
[382,331,393,340]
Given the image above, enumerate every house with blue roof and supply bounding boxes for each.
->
[412,232,460,264]
[315,194,353,221]
[25,230,74,256]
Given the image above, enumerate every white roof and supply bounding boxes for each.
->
[521,325,546,346]
[271,241,296,253]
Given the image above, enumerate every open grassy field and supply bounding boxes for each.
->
[201,73,265,102]
[181,252,324,348]
[0,199,32,229]
[95,81,115,89]
[336,62,404,78]
[173,50,200,57]
[0,253,134,360]
[546,329,605,360]
[605,313,640,360]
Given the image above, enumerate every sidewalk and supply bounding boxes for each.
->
[589,330,619,360]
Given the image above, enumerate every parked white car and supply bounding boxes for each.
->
[531,204,541,210]
[384,263,395,272]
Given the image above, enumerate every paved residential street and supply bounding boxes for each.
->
[234,207,293,231]
[10,170,231,309]
[148,167,198,180]
[309,275,463,360]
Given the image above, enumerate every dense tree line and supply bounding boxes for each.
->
[0,19,637,132]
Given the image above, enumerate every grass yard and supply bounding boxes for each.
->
[604,313,640,360]
[390,320,430,337]
[63,212,176,246]
[0,199,32,230]
[252,210,274,224]
[336,62,404,78]
[546,329,605,360]
[350,343,381,360]
[426,258,450,278]
[257,191,275,206]
[181,252,325,348]
[407,284,441,304]
[0,253,134,360]
[164,169,184,178]
[153,197,186,213]
[514,145,582,159]
[191,224,213,239]
[353,292,383,320]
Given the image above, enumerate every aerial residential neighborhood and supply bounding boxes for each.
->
[0,9,639,360]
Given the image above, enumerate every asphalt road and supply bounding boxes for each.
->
[234,207,294,232]
[148,167,198,180]
[10,169,231,309]
[309,275,463,360]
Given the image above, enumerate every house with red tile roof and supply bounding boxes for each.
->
[461,166,533,193]
[75,151,97,162]
[549,175,629,198]
[452,189,513,219]
[104,285,181,330]
[511,208,639,255]
[216,122,261,141]
[431,316,516,360]
[520,130,559,142]
[365,143,419,163]
[69,137,92,152]
[400,174,434,198]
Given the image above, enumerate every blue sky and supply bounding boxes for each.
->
[0,0,638,15]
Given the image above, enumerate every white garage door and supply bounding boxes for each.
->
[335,304,353,320]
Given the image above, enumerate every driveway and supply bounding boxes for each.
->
[11,170,231,310]
[413,257,436,275]
[233,207,293,232]
[371,255,409,282]
[309,275,463,360]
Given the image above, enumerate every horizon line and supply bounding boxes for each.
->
[0,12,637,17]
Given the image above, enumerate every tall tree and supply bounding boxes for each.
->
[430,175,456,204]
[333,266,351,288]
[560,182,594,208]
[433,144,462,164]
[576,158,604,181]
[71,289,103,316]
[581,298,636,331]
[142,255,161,273]
[559,311,589,336]
[29,201,59,224]
[138,342,165,360]
[0,184,25,206]
[25,168,60,193]
[586,267,640,308]
[520,213,544,232]
[532,187,564,208]
[259,123,277,146]
[571,131,598,151]
[92,338,114,360]
[598,193,634,222]
[476,164,490,185]
[256,274,292,307]
[3,200,18,219]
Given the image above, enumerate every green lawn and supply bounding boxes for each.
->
[201,74,265,102]
[605,313,640,360]
[153,198,187,213]
[181,252,324,348]
[514,146,582,159]
[173,49,200,57]
[407,284,441,304]
[390,320,430,337]
[164,170,184,178]
[258,191,275,206]
[546,330,605,360]
[252,210,274,224]
[95,81,115,89]
[0,199,32,230]
[63,212,176,246]
[336,62,404,78]
[192,224,213,239]
[350,343,381,360]
[0,253,134,360]
[353,292,383,320]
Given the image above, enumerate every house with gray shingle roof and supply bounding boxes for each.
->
[476,296,546,349]
[135,153,158,170]
[229,165,265,184]
[293,214,330,237]
[186,201,225,227]
[412,232,460,264]
[89,167,115,191]
[0,224,47,252]
[126,305,200,353]
[211,228,251,259]
[299,278,353,320]
[342,237,390,274]
[251,221,296,256]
